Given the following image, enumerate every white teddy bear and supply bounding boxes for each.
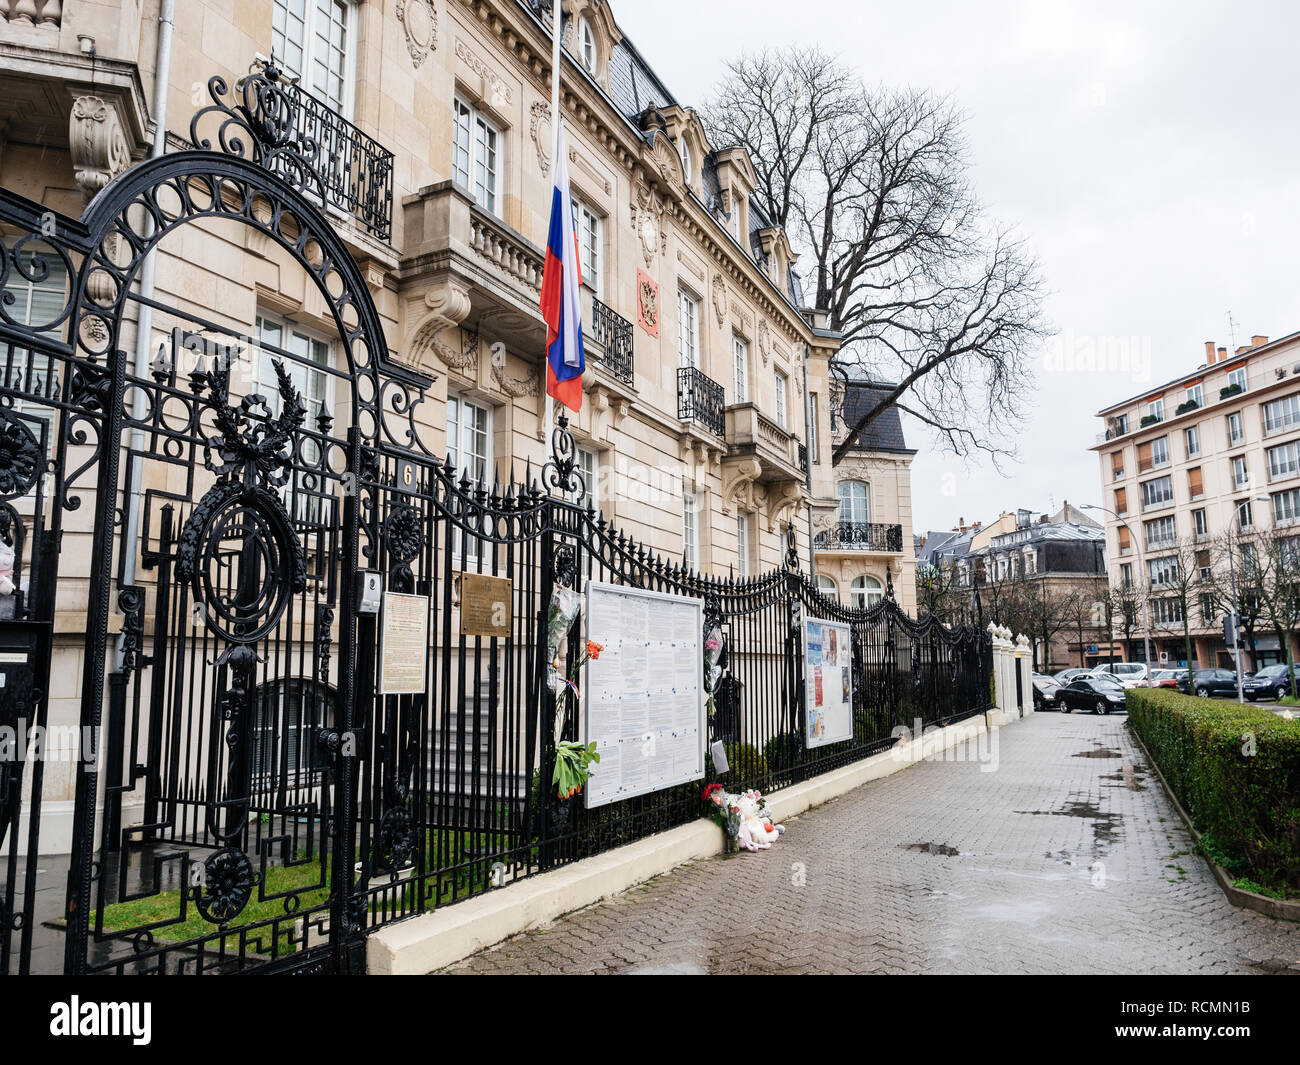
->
[735,790,783,851]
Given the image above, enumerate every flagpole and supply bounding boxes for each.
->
[543,0,563,454]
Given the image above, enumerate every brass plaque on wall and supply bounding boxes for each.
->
[460,573,513,638]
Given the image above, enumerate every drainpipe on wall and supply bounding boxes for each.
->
[116,0,175,666]
[802,342,815,573]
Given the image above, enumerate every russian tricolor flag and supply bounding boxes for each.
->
[540,129,585,412]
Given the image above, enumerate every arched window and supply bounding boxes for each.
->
[577,16,597,74]
[679,137,693,185]
[816,574,837,600]
[851,575,883,610]
[838,480,870,525]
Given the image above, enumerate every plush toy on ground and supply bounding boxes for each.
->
[702,784,785,852]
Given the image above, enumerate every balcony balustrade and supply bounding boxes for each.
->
[815,521,904,553]
[678,366,725,437]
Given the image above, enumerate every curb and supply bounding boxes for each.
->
[1127,725,1300,923]
[368,709,1009,974]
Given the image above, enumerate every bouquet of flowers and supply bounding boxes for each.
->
[551,638,605,799]
[703,626,725,718]
[701,783,783,852]
[545,584,582,695]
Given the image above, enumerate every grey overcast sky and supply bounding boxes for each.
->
[613,0,1300,535]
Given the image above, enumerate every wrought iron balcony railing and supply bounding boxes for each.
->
[815,521,904,553]
[798,443,809,471]
[222,62,395,241]
[589,296,633,385]
[678,366,725,437]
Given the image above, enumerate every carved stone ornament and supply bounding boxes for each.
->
[757,318,772,366]
[630,181,667,268]
[396,0,437,68]
[711,274,728,327]
[69,95,131,201]
[530,101,552,177]
[489,341,539,398]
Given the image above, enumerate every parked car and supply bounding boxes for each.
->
[1242,664,1299,702]
[1178,669,1240,697]
[1031,672,1062,710]
[1146,669,1183,690]
[1089,662,1148,687]
[1057,676,1129,714]
[1053,667,1094,685]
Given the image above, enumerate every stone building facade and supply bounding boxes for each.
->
[0,0,878,847]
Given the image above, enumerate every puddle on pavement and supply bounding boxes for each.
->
[1100,763,1147,791]
[1017,795,1125,853]
[904,842,960,856]
[1073,747,1123,759]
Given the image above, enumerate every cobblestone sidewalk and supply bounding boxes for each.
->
[444,713,1300,974]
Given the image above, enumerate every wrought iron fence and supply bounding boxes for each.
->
[677,365,726,437]
[0,71,991,975]
[590,296,634,384]
[814,520,904,552]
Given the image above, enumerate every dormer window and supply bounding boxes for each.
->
[679,138,692,185]
[577,16,597,74]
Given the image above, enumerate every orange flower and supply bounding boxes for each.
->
[586,640,604,660]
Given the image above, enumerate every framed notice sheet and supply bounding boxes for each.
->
[582,582,705,809]
[803,616,853,747]
[379,592,429,694]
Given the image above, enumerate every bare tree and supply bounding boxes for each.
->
[915,558,967,624]
[1109,580,1145,663]
[1238,528,1300,699]
[1146,538,1200,675]
[705,48,1049,466]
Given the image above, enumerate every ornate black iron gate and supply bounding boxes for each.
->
[0,67,992,977]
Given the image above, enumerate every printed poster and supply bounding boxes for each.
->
[804,617,853,747]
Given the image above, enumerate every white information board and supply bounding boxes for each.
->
[582,582,705,808]
[803,617,854,747]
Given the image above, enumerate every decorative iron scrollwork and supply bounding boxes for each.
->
[783,522,799,571]
[0,411,41,500]
[193,847,256,924]
[383,501,424,592]
[541,411,585,497]
[373,806,416,875]
[116,585,145,676]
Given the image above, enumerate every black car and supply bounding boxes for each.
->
[1057,677,1128,714]
[1242,664,1299,702]
[1032,672,1062,710]
[1178,668,1239,697]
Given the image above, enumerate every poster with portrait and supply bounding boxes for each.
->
[804,617,853,747]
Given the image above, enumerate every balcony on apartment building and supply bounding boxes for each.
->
[814,520,904,555]
[581,288,634,388]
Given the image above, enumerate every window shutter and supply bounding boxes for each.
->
[1117,525,1131,549]
[1114,487,1127,514]
[1111,451,1124,475]
[1188,466,1203,497]
[1137,441,1154,472]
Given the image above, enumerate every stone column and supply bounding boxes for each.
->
[1016,634,1034,715]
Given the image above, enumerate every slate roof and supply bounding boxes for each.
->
[839,381,913,454]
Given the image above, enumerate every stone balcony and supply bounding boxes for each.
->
[723,402,803,485]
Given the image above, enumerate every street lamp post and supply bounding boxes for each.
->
[1083,503,1153,683]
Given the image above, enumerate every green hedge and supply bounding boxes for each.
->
[1126,687,1300,893]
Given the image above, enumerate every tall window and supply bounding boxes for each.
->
[256,313,333,522]
[1232,455,1249,489]
[1227,411,1244,444]
[1148,555,1179,589]
[1140,475,1173,511]
[809,393,820,462]
[851,575,883,610]
[2,244,66,430]
[679,137,692,185]
[1263,393,1300,436]
[571,198,602,297]
[677,289,699,369]
[1184,425,1200,458]
[1227,366,1247,392]
[1273,488,1300,526]
[1192,508,1208,540]
[736,512,751,578]
[453,98,499,214]
[1144,515,1177,550]
[838,480,870,526]
[272,0,351,113]
[816,574,837,600]
[1267,441,1300,483]
[682,490,698,571]
[578,446,599,506]
[773,368,788,428]
[576,16,597,73]
[732,335,749,402]
[448,394,491,561]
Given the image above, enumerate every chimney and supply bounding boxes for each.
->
[1252,335,1269,348]
[1217,346,1228,363]
[1236,345,1250,355]
[1204,340,1215,364]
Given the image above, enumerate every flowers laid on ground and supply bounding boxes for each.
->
[701,783,784,852]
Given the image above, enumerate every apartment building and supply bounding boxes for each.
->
[1093,331,1300,668]
[814,376,918,615]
